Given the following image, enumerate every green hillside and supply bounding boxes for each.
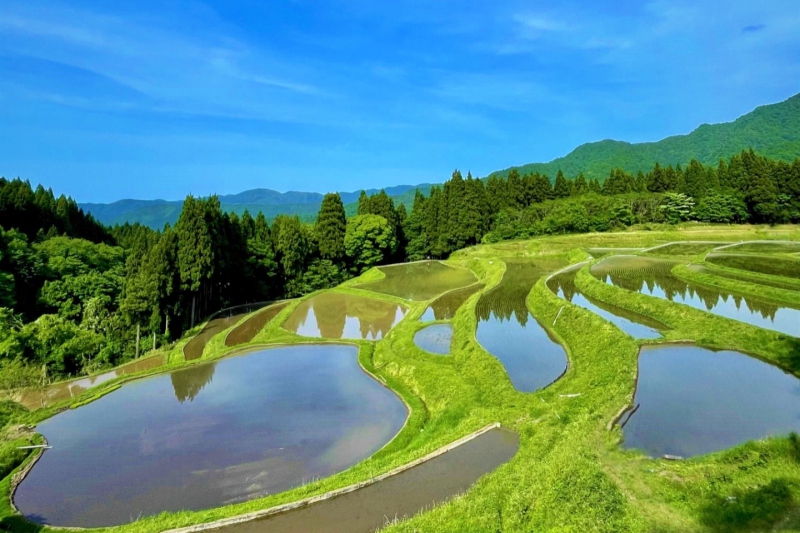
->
[490,92,800,181]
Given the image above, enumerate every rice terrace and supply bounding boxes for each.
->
[3,223,800,532]
[2,2,800,531]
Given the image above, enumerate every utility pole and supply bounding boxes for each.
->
[135,324,141,359]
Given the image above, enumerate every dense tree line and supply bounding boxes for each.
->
[0,148,798,387]
[404,150,800,254]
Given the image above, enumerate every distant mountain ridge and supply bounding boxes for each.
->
[81,92,800,229]
[81,184,433,229]
[489,92,800,181]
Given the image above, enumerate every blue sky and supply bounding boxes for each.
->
[1,0,799,203]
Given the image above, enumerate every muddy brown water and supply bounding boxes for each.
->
[202,427,519,533]
[14,345,408,528]
[16,354,166,410]
[225,302,290,346]
[282,293,407,340]
[420,284,484,321]
[184,304,269,360]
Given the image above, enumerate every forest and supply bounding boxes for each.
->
[1,148,799,387]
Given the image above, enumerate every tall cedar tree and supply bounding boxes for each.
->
[315,193,347,260]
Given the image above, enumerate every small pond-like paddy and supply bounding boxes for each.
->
[621,345,800,457]
[213,427,519,533]
[706,252,800,279]
[547,266,664,339]
[282,293,407,340]
[420,284,484,321]
[591,256,800,337]
[357,261,477,301]
[225,301,290,346]
[14,345,408,528]
[414,324,453,355]
[476,259,568,392]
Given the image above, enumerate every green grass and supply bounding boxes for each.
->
[3,225,800,532]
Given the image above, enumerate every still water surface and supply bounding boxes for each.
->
[414,324,453,355]
[17,354,166,410]
[14,345,408,528]
[226,302,290,346]
[357,261,477,301]
[420,284,483,321]
[547,266,664,339]
[591,256,800,337]
[475,259,567,392]
[282,293,407,340]
[622,345,800,457]
[211,428,519,533]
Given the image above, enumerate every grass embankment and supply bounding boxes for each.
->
[2,224,800,532]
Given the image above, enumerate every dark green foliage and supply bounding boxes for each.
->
[315,193,347,260]
[0,178,110,243]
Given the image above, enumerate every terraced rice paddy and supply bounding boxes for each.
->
[586,247,643,258]
[591,255,800,337]
[687,264,800,292]
[475,259,568,392]
[717,241,800,254]
[14,345,408,528]
[184,303,269,360]
[413,324,453,355]
[641,241,729,256]
[706,252,800,279]
[225,301,290,346]
[547,266,665,338]
[16,354,167,409]
[621,345,800,458]
[420,283,484,321]
[282,292,407,340]
[356,261,477,300]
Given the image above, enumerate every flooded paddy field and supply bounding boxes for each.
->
[282,292,407,340]
[591,256,800,337]
[420,284,484,321]
[413,324,453,355]
[586,247,643,258]
[356,261,477,301]
[206,427,519,533]
[718,241,800,254]
[687,264,800,292]
[14,345,408,528]
[620,345,800,458]
[547,266,665,339]
[225,302,290,346]
[641,242,729,256]
[706,252,800,279]
[185,303,269,360]
[475,259,568,392]
[16,354,167,410]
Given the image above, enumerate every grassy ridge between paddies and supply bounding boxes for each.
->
[694,259,800,292]
[0,261,510,533]
[2,224,800,532]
